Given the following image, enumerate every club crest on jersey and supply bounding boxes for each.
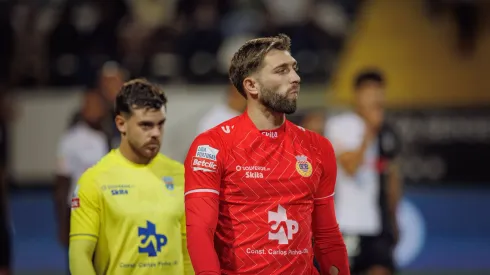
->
[295,155,312,177]
[163,176,174,191]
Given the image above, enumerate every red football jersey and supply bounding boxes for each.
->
[185,112,336,275]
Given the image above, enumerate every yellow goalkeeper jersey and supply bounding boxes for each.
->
[70,150,194,275]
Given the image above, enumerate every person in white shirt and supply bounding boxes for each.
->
[196,85,246,135]
[54,91,109,250]
[325,70,402,275]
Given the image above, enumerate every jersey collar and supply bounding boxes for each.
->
[113,149,155,168]
[241,111,287,141]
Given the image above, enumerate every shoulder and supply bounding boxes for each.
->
[154,153,184,174]
[80,152,112,179]
[325,112,365,137]
[59,124,82,144]
[193,115,243,145]
[75,165,100,194]
[59,123,100,149]
[327,112,363,129]
[287,121,334,157]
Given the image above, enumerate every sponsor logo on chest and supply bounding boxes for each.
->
[236,165,270,179]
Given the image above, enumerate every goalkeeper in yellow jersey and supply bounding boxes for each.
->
[69,79,194,275]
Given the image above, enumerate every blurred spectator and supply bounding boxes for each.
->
[0,89,12,275]
[10,2,55,87]
[197,86,246,135]
[96,62,128,149]
[69,62,127,148]
[54,91,108,251]
[325,70,402,275]
[298,109,327,135]
[176,0,228,83]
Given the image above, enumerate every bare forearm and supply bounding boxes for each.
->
[54,177,70,224]
[387,163,402,219]
[339,132,373,176]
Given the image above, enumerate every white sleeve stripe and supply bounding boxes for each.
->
[314,192,335,200]
[184,189,219,196]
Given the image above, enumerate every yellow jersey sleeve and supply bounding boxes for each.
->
[70,169,100,241]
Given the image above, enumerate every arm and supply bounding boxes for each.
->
[54,175,70,244]
[324,116,373,177]
[386,160,402,242]
[0,167,8,221]
[313,138,349,275]
[181,214,195,275]
[69,172,100,275]
[184,134,223,274]
[337,131,374,176]
[380,124,403,243]
[54,136,75,246]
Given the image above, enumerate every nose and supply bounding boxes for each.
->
[150,126,162,139]
[290,69,301,84]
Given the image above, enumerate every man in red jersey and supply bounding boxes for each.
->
[184,34,349,275]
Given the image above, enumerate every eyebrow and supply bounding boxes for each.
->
[273,61,297,70]
[138,118,166,125]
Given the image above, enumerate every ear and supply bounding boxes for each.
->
[115,114,127,135]
[243,77,259,97]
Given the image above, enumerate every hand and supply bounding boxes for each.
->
[363,108,384,133]
[329,266,339,275]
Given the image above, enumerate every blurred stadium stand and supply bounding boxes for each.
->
[1,0,490,274]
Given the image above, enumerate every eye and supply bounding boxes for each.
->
[140,122,153,129]
[277,67,289,74]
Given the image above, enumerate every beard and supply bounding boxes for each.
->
[259,86,297,114]
[128,137,159,160]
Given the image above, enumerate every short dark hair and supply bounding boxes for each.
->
[115,78,167,116]
[229,34,292,98]
[354,69,385,90]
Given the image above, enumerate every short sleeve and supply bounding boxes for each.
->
[324,115,364,154]
[184,132,223,199]
[56,134,77,177]
[314,137,337,204]
[70,170,100,241]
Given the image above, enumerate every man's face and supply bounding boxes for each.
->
[119,107,166,159]
[100,73,125,103]
[356,82,385,114]
[82,92,106,127]
[255,49,301,114]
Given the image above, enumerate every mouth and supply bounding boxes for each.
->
[145,143,160,150]
[289,85,300,95]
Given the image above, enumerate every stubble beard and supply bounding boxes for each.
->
[259,86,297,115]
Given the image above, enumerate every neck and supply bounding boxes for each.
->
[118,139,151,165]
[247,102,285,130]
[227,97,243,113]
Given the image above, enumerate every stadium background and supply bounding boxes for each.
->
[1,0,490,274]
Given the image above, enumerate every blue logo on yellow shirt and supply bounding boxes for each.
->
[138,221,168,257]
[111,189,128,195]
[163,176,174,191]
